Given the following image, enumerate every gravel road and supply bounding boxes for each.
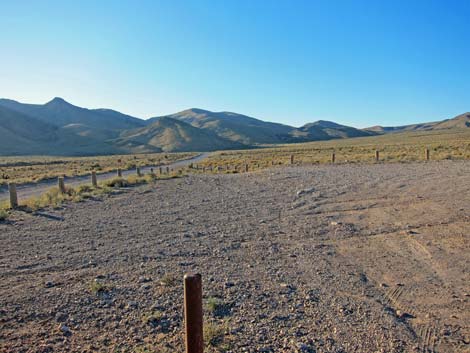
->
[0,153,210,203]
[1,160,469,352]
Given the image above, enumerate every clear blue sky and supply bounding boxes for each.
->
[1,0,469,128]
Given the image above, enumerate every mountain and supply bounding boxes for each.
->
[0,97,468,156]
[114,117,244,152]
[0,97,145,139]
[299,120,376,140]
[0,105,123,156]
[365,113,470,134]
[149,108,299,145]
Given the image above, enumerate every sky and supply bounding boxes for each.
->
[0,0,469,128]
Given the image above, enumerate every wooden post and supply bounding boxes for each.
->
[425,148,430,161]
[375,150,380,162]
[58,177,66,194]
[159,167,163,175]
[166,166,170,174]
[331,153,336,163]
[117,168,122,177]
[91,171,97,187]
[136,167,141,177]
[150,168,154,175]
[8,183,18,209]
[184,274,203,353]
[290,155,294,164]
[245,164,248,172]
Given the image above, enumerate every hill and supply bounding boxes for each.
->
[149,108,298,145]
[365,112,470,134]
[0,105,124,156]
[0,97,468,156]
[299,120,376,140]
[114,117,244,152]
[0,97,145,139]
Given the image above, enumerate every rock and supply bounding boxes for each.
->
[58,324,71,336]
[55,312,68,323]
[126,301,138,310]
[44,281,55,288]
[138,276,151,283]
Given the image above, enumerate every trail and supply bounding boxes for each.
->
[0,152,210,202]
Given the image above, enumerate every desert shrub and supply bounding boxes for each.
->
[0,209,9,221]
[103,177,128,188]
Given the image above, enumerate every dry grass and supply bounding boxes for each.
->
[0,152,196,186]
[193,129,470,172]
[15,172,178,212]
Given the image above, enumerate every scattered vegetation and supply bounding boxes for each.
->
[206,297,231,318]
[192,129,470,173]
[141,310,163,326]
[204,320,231,350]
[9,170,182,213]
[0,208,9,221]
[0,152,196,186]
[90,280,110,295]
[159,273,178,287]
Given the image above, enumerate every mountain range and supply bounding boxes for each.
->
[0,97,468,156]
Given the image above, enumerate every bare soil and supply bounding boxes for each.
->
[1,160,469,353]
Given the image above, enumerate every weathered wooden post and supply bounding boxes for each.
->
[117,168,122,177]
[166,166,170,174]
[375,150,380,162]
[184,273,203,353]
[136,167,141,177]
[58,177,66,194]
[91,171,97,187]
[159,167,163,175]
[245,164,249,172]
[425,148,430,161]
[150,168,154,175]
[8,183,18,209]
[290,155,294,164]
[331,153,336,163]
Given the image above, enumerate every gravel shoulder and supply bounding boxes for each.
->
[1,160,469,353]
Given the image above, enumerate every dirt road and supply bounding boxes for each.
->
[1,160,468,352]
[0,153,210,203]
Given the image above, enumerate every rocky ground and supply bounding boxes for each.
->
[1,160,469,353]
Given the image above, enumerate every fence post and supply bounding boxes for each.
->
[425,148,430,161]
[58,177,66,194]
[8,183,18,209]
[375,150,380,162]
[331,153,336,163]
[159,167,163,175]
[136,167,141,177]
[117,168,122,178]
[91,171,97,187]
[166,166,170,174]
[290,155,294,164]
[245,164,248,173]
[184,273,203,353]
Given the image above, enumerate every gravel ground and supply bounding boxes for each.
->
[1,160,469,353]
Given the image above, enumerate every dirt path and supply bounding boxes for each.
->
[0,153,210,203]
[0,160,468,352]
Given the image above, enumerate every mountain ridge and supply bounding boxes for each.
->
[0,97,468,156]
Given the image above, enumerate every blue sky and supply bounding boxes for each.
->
[0,0,469,128]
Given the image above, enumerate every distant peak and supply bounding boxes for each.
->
[45,97,71,106]
[181,108,211,114]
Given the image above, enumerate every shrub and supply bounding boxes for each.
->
[0,209,9,221]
